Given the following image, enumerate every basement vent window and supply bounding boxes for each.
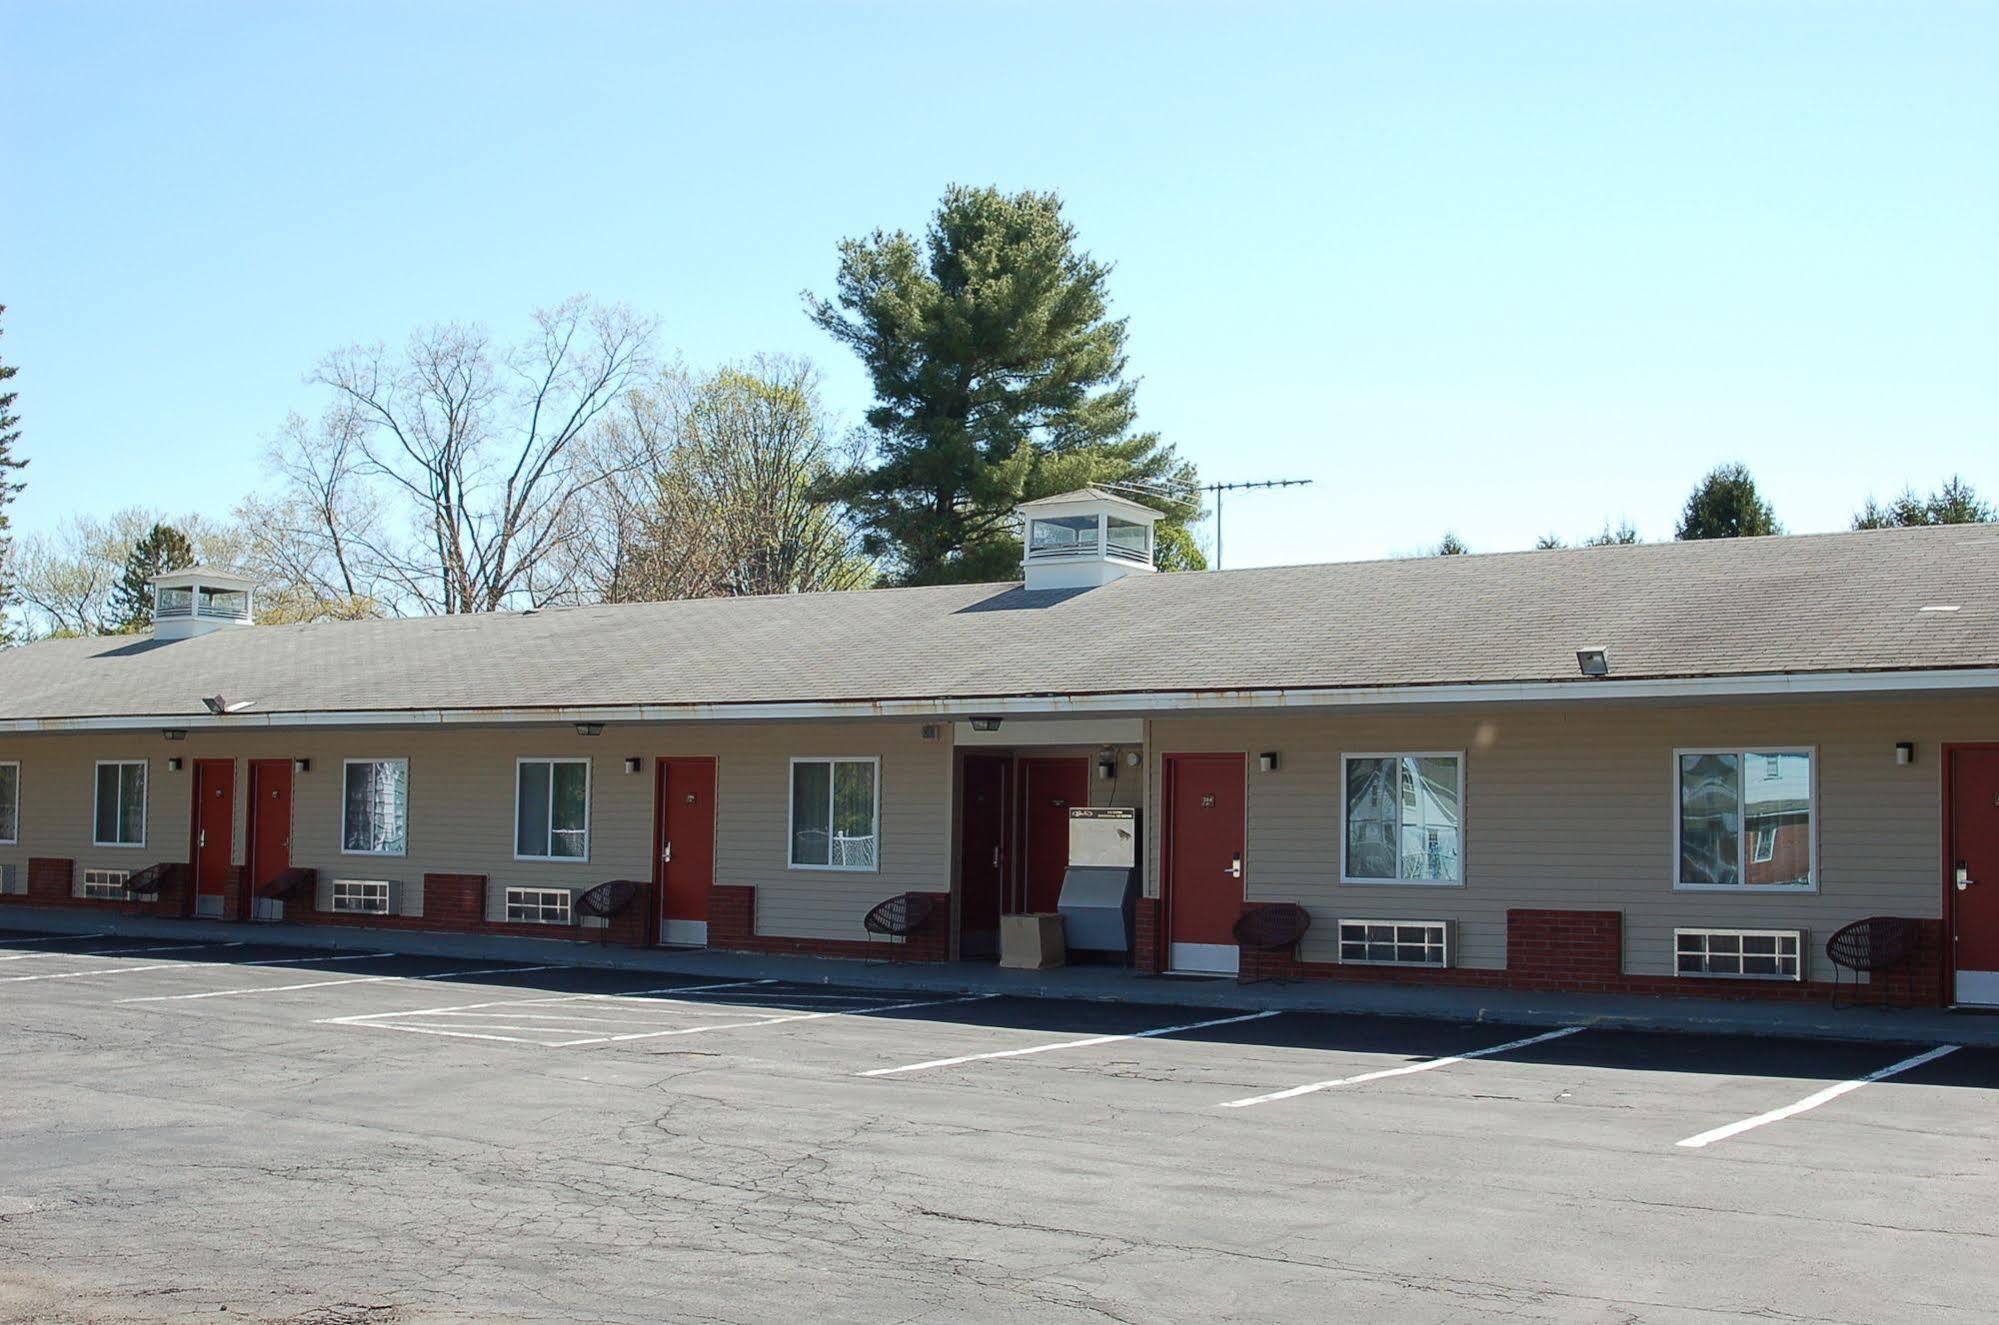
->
[330,880,392,915]
[80,869,132,901]
[506,887,573,925]
[1338,919,1450,968]
[1675,928,1802,981]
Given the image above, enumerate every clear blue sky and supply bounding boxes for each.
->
[5,1,1995,568]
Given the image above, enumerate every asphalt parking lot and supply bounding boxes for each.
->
[1,930,1993,1324]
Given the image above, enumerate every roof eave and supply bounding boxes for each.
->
[6,665,1998,733]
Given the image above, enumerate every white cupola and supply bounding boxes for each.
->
[150,567,258,640]
[1017,488,1162,591]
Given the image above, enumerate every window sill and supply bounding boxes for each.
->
[1673,883,1818,894]
[513,854,592,865]
[90,841,145,850]
[787,864,880,874]
[1339,877,1464,888]
[340,849,408,859]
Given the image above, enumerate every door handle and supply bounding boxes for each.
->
[198,829,206,849]
[992,846,1001,869]
[661,842,673,864]
[1228,853,1242,879]
[1957,861,1974,891]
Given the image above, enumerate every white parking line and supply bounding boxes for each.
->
[0,962,194,984]
[117,962,570,1003]
[1676,1044,1962,1149]
[861,1009,1282,1078]
[1216,1025,1590,1108]
[563,993,997,1047]
[314,979,778,1027]
[238,952,395,967]
[0,942,223,962]
[0,932,108,946]
[320,987,993,1048]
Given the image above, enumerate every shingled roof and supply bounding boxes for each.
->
[0,524,1994,726]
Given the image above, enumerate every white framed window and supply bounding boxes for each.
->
[80,868,131,901]
[93,760,147,848]
[0,761,17,845]
[1341,753,1464,885]
[1338,918,1451,967]
[1674,748,1815,890]
[515,759,591,861]
[788,757,880,871]
[342,759,409,856]
[1675,928,1804,980]
[505,886,573,924]
[330,879,392,915]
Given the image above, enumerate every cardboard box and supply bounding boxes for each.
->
[999,912,1067,970]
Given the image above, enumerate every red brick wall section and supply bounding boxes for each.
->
[1505,908,1624,992]
[1133,897,1162,973]
[707,885,952,961]
[26,858,74,905]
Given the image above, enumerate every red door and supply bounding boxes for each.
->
[1163,753,1246,975]
[190,760,235,919]
[1948,747,1999,1006]
[958,754,1011,958]
[655,758,717,946]
[245,760,293,919]
[1018,757,1089,914]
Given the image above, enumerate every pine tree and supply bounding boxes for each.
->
[0,306,27,645]
[1675,464,1780,540]
[112,523,197,631]
[1853,476,1994,529]
[1434,532,1470,555]
[807,185,1200,584]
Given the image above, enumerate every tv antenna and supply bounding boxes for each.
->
[1103,477,1315,569]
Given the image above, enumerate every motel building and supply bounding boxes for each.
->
[2,489,1998,1011]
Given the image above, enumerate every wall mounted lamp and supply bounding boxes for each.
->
[294,758,311,774]
[1258,751,1280,773]
[575,722,605,737]
[1895,742,1915,766]
[969,716,1003,733]
[161,729,188,741]
[624,757,643,775]
[1576,647,1610,678]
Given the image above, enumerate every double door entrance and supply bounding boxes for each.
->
[189,759,295,920]
[957,755,1092,959]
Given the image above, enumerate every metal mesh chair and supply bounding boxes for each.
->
[863,892,937,962]
[1825,916,1918,1008]
[1234,902,1311,951]
[1233,903,1311,985]
[257,867,317,901]
[576,880,645,945]
[122,862,184,897]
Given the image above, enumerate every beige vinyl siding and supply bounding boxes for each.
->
[1148,697,1996,977]
[0,722,956,939]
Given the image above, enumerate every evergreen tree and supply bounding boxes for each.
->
[1853,476,1994,529]
[1583,519,1641,547]
[1434,532,1470,555]
[1675,464,1780,540]
[0,306,26,645]
[112,523,197,631]
[807,185,1200,584]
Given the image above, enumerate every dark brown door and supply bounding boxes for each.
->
[655,758,717,945]
[1018,757,1090,914]
[190,760,235,918]
[958,754,1011,958]
[1949,746,1999,1006]
[1163,753,1246,975]
[245,760,293,918]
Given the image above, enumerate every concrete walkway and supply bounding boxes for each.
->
[5,905,1994,1047]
